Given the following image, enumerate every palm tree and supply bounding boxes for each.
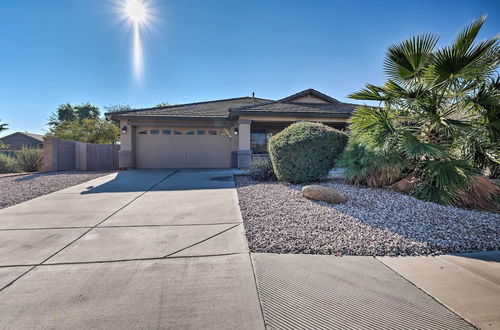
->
[344,16,499,207]
[0,119,8,133]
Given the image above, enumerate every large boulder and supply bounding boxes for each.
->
[301,185,347,204]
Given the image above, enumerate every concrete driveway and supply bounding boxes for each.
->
[0,169,265,329]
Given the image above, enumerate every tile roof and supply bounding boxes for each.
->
[23,133,44,141]
[106,89,360,120]
[107,97,271,119]
[229,101,357,117]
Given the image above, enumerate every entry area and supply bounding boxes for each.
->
[135,127,231,168]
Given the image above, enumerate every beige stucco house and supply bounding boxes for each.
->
[106,89,358,169]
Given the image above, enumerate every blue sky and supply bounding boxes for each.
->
[0,0,499,135]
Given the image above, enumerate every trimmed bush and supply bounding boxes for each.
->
[249,157,276,181]
[268,122,348,183]
[16,147,43,172]
[0,153,18,173]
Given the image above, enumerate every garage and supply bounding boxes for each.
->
[135,127,231,168]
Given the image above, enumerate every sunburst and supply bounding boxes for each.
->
[116,0,155,84]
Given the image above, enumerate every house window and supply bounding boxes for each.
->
[174,131,182,135]
[150,129,159,135]
[250,133,267,153]
[250,129,281,154]
[197,130,206,135]
[186,131,194,135]
[162,129,171,135]
[138,130,147,135]
[208,130,217,135]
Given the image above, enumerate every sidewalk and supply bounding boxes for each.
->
[379,251,500,330]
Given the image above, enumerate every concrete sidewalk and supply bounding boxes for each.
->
[379,251,500,330]
[0,169,264,329]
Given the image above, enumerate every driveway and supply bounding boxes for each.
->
[0,169,495,329]
[0,169,264,329]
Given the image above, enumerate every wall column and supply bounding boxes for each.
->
[118,119,134,169]
[237,119,252,169]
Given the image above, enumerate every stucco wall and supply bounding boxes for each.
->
[290,95,329,103]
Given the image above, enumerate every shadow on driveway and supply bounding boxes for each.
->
[81,169,239,194]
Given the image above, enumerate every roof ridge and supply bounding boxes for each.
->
[0,131,44,141]
[105,96,272,116]
[278,88,341,103]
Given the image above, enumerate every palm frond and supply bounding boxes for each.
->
[0,120,8,133]
[412,159,479,205]
[452,15,487,56]
[383,33,438,82]
[348,84,389,101]
[399,133,448,159]
[348,106,398,148]
[428,38,498,85]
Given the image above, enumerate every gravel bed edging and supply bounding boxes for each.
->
[0,171,114,210]
[0,172,40,179]
[235,176,500,256]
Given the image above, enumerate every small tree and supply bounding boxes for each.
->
[48,103,76,127]
[0,119,8,148]
[75,103,100,120]
[103,104,132,113]
[47,103,119,144]
[48,118,119,144]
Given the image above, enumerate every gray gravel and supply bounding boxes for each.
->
[235,176,500,256]
[0,171,113,210]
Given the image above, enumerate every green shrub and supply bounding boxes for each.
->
[339,143,405,187]
[16,147,43,172]
[0,153,18,173]
[268,122,348,183]
[249,157,276,181]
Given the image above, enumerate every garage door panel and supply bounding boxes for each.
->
[136,128,231,168]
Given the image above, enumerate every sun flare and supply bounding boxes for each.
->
[124,0,147,24]
[118,0,154,84]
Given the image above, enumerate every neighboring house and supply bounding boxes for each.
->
[106,89,358,169]
[0,132,44,150]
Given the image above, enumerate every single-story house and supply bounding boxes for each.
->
[106,89,358,169]
[0,132,44,150]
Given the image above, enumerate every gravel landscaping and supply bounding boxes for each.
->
[236,176,500,256]
[0,171,113,210]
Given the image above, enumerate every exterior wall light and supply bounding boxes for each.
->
[121,126,128,134]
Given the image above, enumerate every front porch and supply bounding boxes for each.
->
[234,118,347,168]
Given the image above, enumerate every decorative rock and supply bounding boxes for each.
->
[235,176,500,256]
[301,185,347,204]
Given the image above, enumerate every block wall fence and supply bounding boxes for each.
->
[43,138,119,172]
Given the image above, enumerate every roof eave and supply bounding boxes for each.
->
[108,114,231,122]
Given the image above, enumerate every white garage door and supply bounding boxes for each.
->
[135,127,231,168]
